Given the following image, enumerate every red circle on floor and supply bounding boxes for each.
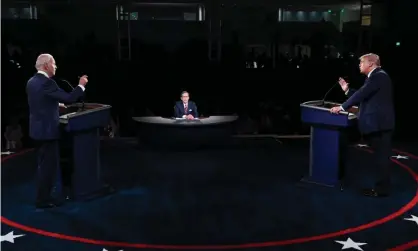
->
[2,147,417,249]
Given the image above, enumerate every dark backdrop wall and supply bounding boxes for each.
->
[2,0,418,143]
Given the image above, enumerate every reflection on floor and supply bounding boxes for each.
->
[1,137,417,251]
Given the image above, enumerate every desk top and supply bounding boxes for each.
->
[132,116,239,126]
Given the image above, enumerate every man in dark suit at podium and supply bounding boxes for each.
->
[174,91,199,119]
[26,53,88,208]
[331,53,395,197]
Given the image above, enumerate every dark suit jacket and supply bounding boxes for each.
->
[341,68,395,134]
[26,73,84,140]
[174,101,198,118]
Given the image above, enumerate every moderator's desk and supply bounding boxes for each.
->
[132,116,238,149]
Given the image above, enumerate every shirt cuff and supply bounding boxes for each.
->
[78,85,85,91]
[182,115,186,118]
[345,89,349,95]
[340,106,344,111]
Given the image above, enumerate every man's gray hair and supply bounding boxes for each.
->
[35,53,53,70]
[359,53,381,67]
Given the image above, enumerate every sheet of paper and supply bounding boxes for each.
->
[59,112,77,119]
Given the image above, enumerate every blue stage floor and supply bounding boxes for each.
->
[1,137,418,251]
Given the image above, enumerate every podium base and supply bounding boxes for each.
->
[75,184,116,201]
[298,176,344,191]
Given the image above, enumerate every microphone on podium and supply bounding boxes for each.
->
[60,78,85,111]
[320,83,338,107]
[61,79,74,90]
[320,77,347,107]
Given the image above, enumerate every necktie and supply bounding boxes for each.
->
[184,104,188,114]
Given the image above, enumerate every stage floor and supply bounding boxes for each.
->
[1,137,418,251]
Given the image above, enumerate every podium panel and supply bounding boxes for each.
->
[59,103,112,200]
[300,100,357,187]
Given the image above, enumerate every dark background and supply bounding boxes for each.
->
[2,0,417,147]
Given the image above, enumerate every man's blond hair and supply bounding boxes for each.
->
[359,53,381,67]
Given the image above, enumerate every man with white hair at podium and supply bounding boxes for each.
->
[26,53,88,208]
[330,53,395,197]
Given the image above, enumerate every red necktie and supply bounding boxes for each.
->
[184,104,188,114]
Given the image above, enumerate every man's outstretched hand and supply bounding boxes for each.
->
[79,75,88,86]
[338,77,349,92]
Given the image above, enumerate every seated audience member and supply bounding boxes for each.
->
[4,117,23,150]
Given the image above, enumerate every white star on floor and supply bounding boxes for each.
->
[103,249,123,251]
[1,151,14,155]
[392,155,409,159]
[356,144,368,148]
[335,237,367,250]
[404,215,418,225]
[1,231,25,243]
